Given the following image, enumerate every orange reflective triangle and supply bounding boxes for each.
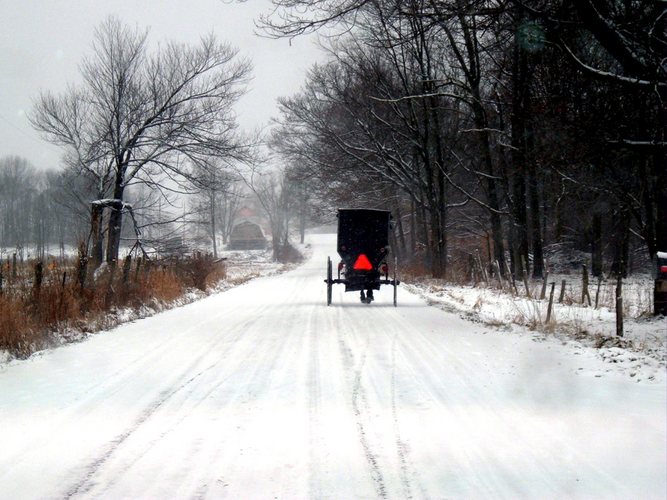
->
[353,253,373,271]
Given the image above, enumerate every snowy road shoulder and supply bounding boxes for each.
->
[403,280,667,384]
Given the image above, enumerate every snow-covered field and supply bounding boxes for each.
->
[0,234,664,499]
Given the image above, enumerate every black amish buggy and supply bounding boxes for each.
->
[324,208,400,305]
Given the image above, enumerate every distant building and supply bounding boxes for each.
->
[228,221,267,250]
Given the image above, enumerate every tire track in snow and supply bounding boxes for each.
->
[179,272,324,499]
[337,308,388,499]
[358,307,425,499]
[351,352,387,499]
[390,332,415,500]
[167,309,303,499]
[405,328,548,494]
[0,308,231,482]
[63,366,215,498]
[307,306,324,499]
[80,322,270,498]
[150,303,306,499]
[386,310,577,496]
[388,317,512,495]
[62,311,271,499]
[179,292,318,499]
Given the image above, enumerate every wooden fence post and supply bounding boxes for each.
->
[121,255,133,302]
[33,261,43,300]
[77,247,88,290]
[581,264,592,306]
[476,252,488,283]
[521,256,532,298]
[58,271,67,316]
[134,257,143,283]
[594,275,603,309]
[143,259,152,279]
[540,271,549,300]
[558,279,566,303]
[494,260,504,290]
[104,261,117,308]
[505,260,518,295]
[469,254,477,284]
[546,282,556,324]
[122,255,132,285]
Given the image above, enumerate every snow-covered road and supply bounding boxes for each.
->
[1,234,665,499]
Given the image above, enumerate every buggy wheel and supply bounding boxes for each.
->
[327,257,333,305]
[393,256,398,307]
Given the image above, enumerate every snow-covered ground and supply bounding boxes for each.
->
[0,234,664,499]
[404,277,666,384]
[222,246,305,283]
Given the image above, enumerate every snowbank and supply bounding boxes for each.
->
[404,276,666,384]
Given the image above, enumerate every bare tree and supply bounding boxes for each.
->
[256,0,371,37]
[247,170,290,262]
[31,16,252,264]
[189,158,245,257]
[216,180,245,248]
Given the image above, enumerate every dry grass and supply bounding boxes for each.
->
[0,254,226,359]
[0,294,35,358]
[400,261,433,282]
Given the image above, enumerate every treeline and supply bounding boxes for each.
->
[0,156,88,259]
[265,0,666,279]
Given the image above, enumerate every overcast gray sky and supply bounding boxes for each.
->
[0,0,322,170]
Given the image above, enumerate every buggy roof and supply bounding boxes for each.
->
[336,208,391,263]
[337,208,391,214]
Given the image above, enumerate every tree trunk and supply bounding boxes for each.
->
[418,203,431,267]
[429,208,447,278]
[472,97,506,275]
[209,191,218,259]
[510,172,528,278]
[393,203,407,260]
[429,93,449,279]
[299,187,307,245]
[105,174,126,264]
[611,207,630,278]
[591,213,603,276]
[653,145,667,253]
[528,160,544,278]
[510,16,530,277]
[615,272,623,337]
[655,86,667,253]
[487,179,505,275]
[90,202,105,267]
[410,199,416,254]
